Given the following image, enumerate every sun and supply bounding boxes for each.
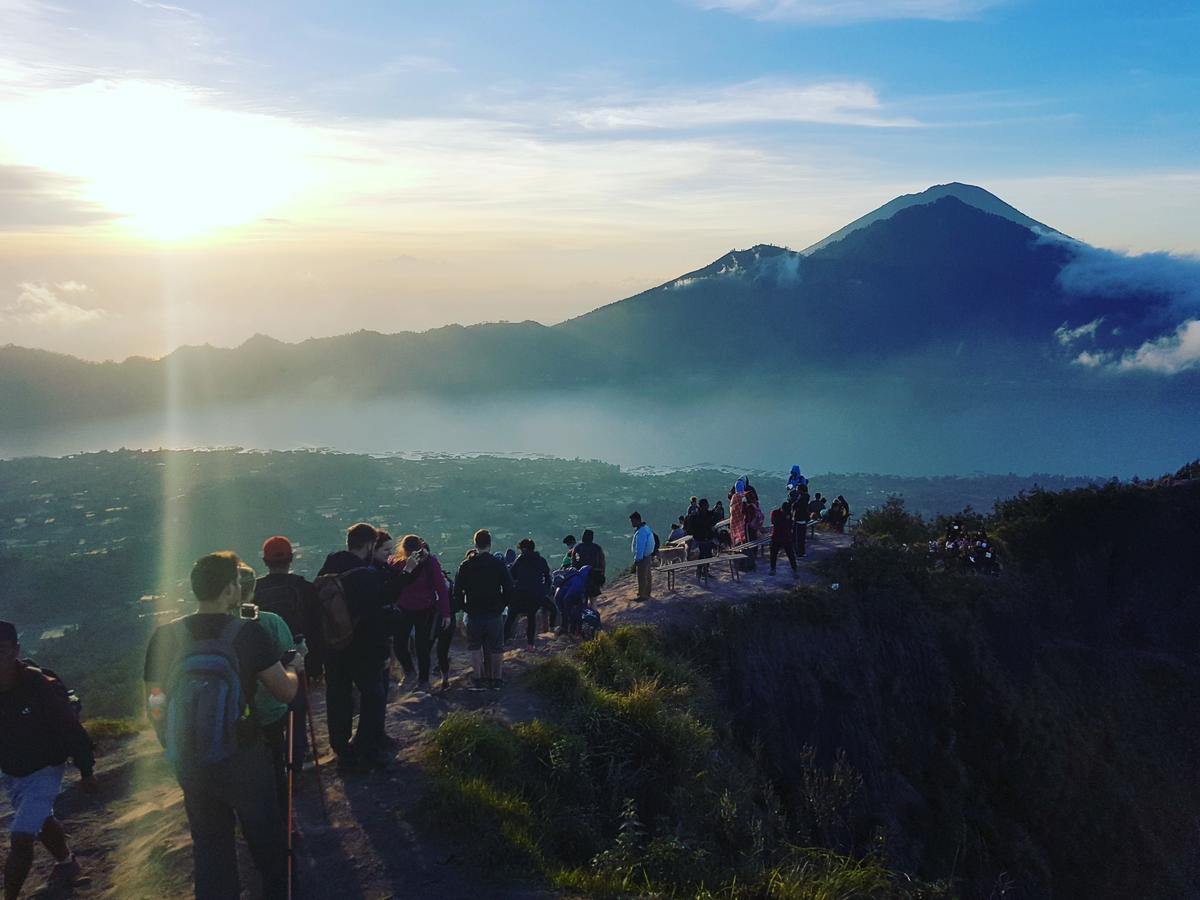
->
[1,80,316,241]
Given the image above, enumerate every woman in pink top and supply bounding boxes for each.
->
[389,535,451,693]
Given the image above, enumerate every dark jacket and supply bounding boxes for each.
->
[770,507,793,544]
[685,509,718,542]
[570,540,606,576]
[510,551,552,597]
[254,572,325,675]
[318,551,411,659]
[453,550,513,617]
[0,662,95,778]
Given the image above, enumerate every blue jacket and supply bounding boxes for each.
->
[631,524,655,562]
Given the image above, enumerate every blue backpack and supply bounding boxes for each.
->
[163,617,250,772]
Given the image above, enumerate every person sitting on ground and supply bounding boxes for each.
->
[769,501,798,575]
[808,492,827,520]
[508,539,551,650]
[144,552,302,900]
[668,520,687,541]
[570,529,607,603]
[238,563,301,816]
[827,495,851,532]
[453,530,514,690]
[0,621,96,900]
[630,512,655,602]
[389,535,451,694]
[560,534,577,570]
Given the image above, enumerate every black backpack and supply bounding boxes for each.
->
[20,659,82,715]
[254,575,305,638]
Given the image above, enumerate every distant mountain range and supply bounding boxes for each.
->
[3,182,1197,441]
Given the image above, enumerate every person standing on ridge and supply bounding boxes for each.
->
[317,524,417,773]
[507,539,551,650]
[0,621,96,900]
[144,552,302,900]
[389,534,451,694]
[630,512,655,602]
[255,536,325,680]
[453,530,513,689]
[570,529,607,604]
[769,500,798,575]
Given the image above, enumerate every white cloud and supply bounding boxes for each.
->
[55,279,87,292]
[2,281,105,326]
[694,0,1005,24]
[1116,320,1200,375]
[566,80,917,130]
[1054,317,1102,346]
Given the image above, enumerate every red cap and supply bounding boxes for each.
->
[262,536,293,565]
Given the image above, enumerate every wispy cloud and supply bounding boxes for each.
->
[2,281,105,326]
[565,80,918,130]
[1117,319,1200,375]
[1054,317,1102,346]
[694,0,1006,24]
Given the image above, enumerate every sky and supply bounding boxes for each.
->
[1,0,1198,361]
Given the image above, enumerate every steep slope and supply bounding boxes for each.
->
[802,182,1061,255]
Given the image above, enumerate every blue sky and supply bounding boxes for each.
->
[1,0,1198,359]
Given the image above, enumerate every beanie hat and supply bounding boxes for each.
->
[262,536,294,565]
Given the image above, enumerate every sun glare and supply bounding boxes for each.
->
[1,80,319,240]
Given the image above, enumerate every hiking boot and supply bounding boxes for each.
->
[51,855,81,883]
[441,674,450,691]
[416,680,432,694]
[489,678,504,691]
[470,676,490,690]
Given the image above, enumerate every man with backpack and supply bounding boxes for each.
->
[569,529,607,603]
[453,530,513,689]
[255,536,324,679]
[316,523,421,773]
[0,621,96,900]
[143,552,303,900]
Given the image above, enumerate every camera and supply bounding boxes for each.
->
[239,602,259,620]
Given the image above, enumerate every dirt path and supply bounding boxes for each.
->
[4,531,848,899]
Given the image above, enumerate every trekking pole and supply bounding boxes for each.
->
[287,707,296,900]
[301,673,329,819]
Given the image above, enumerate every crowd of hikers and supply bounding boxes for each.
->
[928,518,1000,575]
[0,466,852,899]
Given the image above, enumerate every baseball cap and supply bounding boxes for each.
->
[262,536,294,565]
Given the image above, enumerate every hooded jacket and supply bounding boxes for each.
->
[0,661,95,778]
[453,549,514,617]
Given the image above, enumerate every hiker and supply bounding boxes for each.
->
[570,529,607,602]
[144,552,302,900]
[318,523,418,773]
[790,487,811,558]
[808,492,827,520]
[560,535,577,570]
[668,520,687,541]
[684,498,718,559]
[714,500,725,521]
[0,621,96,900]
[687,496,699,517]
[436,564,458,691]
[827,496,851,532]
[507,539,551,650]
[553,566,591,636]
[389,535,451,693]
[769,501,798,575]
[238,564,302,816]
[630,512,655,602]
[255,536,325,680]
[453,530,513,690]
[786,465,808,494]
[730,481,748,546]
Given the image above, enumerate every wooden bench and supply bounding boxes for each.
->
[658,553,741,590]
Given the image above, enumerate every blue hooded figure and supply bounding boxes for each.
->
[735,478,746,494]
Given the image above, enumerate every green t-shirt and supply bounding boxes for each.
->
[252,610,293,726]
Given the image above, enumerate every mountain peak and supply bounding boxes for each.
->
[804,182,1060,255]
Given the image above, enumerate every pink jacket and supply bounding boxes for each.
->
[394,554,451,618]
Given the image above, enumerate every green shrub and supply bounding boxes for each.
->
[857,497,932,546]
[84,717,145,741]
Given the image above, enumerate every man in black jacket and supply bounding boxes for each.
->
[453,530,513,690]
[0,621,97,899]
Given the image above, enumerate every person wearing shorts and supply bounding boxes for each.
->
[0,621,97,899]
[453,530,513,690]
